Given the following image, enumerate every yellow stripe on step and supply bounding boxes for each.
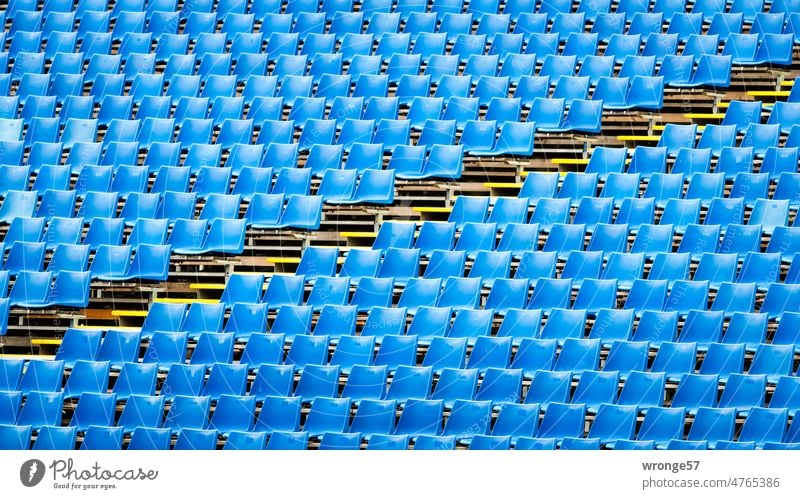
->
[617,135,660,141]
[411,207,452,213]
[684,113,724,119]
[189,283,226,290]
[111,310,148,317]
[551,158,589,165]
[30,339,62,345]
[267,257,302,264]
[339,231,378,238]
[746,90,790,97]
[520,171,567,177]
[483,182,523,188]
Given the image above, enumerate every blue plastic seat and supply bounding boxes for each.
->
[247,364,295,401]
[635,407,685,449]
[671,373,720,416]
[384,364,433,404]
[293,364,339,402]
[0,424,31,450]
[529,198,570,233]
[266,431,308,450]
[616,370,665,408]
[677,224,720,260]
[686,407,736,448]
[111,362,156,400]
[341,365,387,401]
[139,304,189,342]
[394,398,443,437]
[350,400,395,440]
[534,402,586,442]
[454,222,498,257]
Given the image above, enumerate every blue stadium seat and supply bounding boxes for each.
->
[111,362,156,400]
[617,370,665,408]
[255,395,300,434]
[522,198,568,237]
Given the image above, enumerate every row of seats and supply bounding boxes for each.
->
[0,164,314,197]
[120,295,800,342]
[5,348,800,405]
[44,313,800,371]
[11,144,791,202]
[577,140,795,176]
[1,110,535,156]
[695,100,799,138]
[0,114,455,148]
[0,242,171,285]
[0,53,670,109]
[369,217,799,256]
[0,66,657,117]
[6,0,794,23]
[1,173,394,212]
[611,121,799,161]
[0,269,89,308]
[489,187,795,227]
[3,19,767,59]
[2,23,773,74]
[1,139,407,183]
[4,0,791,32]
[0,221,245,265]
[205,272,800,315]
[0,161,396,199]
[0,188,324,227]
[3,400,797,450]
[7,6,795,54]
[278,245,800,290]
[0,215,215,250]
[0,77,642,130]
[583,145,800,180]
[527,160,799,189]
[6,368,799,437]
[3,358,796,452]
[0,54,730,112]
[297,238,800,281]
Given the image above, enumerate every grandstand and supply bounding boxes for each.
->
[0,0,799,451]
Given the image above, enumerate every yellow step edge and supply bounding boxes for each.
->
[617,135,660,141]
[483,182,523,188]
[780,80,794,87]
[154,298,220,304]
[746,90,791,97]
[653,124,707,132]
[0,354,55,360]
[551,158,589,165]
[267,257,302,264]
[718,102,730,108]
[684,113,724,119]
[520,171,568,177]
[30,339,62,346]
[111,310,149,317]
[339,231,378,238]
[411,207,452,213]
[189,283,226,290]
